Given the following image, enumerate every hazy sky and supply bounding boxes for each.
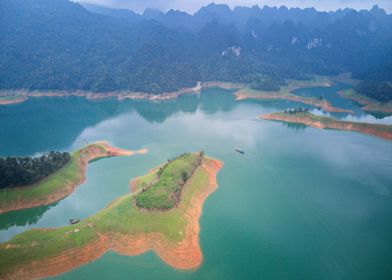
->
[78,0,392,13]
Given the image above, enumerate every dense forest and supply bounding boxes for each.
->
[0,152,71,189]
[0,0,391,99]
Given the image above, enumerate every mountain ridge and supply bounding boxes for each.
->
[1,0,391,97]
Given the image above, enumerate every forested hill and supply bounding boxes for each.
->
[1,0,391,95]
[0,152,71,189]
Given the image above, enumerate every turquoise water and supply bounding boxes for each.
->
[293,83,359,114]
[1,87,392,279]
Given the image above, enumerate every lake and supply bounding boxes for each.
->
[1,86,391,279]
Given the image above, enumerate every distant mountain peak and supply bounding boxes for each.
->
[370,4,386,15]
[196,2,232,15]
[143,8,163,19]
[205,2,232,9]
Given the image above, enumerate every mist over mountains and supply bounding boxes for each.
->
[77,0,392,14]
[82,1,362,31]
[1,0,391,94]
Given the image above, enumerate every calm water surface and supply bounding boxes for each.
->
[0,86,391,279]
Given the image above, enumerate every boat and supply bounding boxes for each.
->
[69,218,80,225]
[234,147,245,154]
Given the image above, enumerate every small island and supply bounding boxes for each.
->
[0,152,223,279]
[0,142,147,214]
[261,110,392,141]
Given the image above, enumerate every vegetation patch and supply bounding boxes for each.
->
[135,152,204,210]
[0,152,71,190]
[0,142,142,213]
[355,80,392,102]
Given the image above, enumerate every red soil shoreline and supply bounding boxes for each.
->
[261,113,392,141]
[2,158,223,280]
[236,90,353,113]
[0,142,147,214]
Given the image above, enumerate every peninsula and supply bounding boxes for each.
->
[234,78,353,113]
[0,152,223,279]
[0,142,147,214]
[338,89,392,114]
[261,111,392,141]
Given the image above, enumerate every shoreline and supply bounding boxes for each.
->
[338,89,392,114]
[261,112,392,141]
[235,90,353,113]
[0,96,28,105]
[0,78,355,113]
[0,142,147,214]
[0,157,223,279]
[0,82,203,105]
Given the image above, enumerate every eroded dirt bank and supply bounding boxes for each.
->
[0,159,223,280]
[0,142,147,214]
[261,113,392,141]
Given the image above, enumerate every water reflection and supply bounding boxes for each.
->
[311,108,392,125]
[0,97,132,156]
[293,83,359,114]
[1,84,391,157]
[0,86,391,279]
[199,87,237,113]
[282,122,307,131]
[0,89,240,156]
[0,202,58,231]
[133,95,198,123]
[294,84,392,121]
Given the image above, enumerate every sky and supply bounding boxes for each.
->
[77,0,392,13]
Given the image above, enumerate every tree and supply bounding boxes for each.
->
[181,171,188,182]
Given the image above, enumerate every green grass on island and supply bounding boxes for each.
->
[268,111,339,125]
[135,152,204,210]
[0,143,119,213]
[0,151,80,210]
[0,152,217,277]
